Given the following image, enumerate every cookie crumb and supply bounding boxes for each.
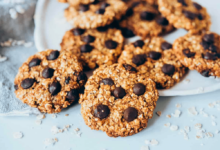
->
[172,109,181,118]
[183,79,190,84]
[195,123,202,130]
[208,103,215,108]
[215,130,219,134]
[170,125,178,131]
[150,139,159,146]
[51,126,60,134]
[13,132,23,139]
[188,107,198,116]
[52,114,57,119]
[184,126,190,133]
[144,140,150,145]
[166,114,171,118]
[164,123,171,127]
[175,103,181,108]
[156,111,161,117]
[211,121,217,126]
[65,114,69,117]
[15,5,25,14]
[37,114,46,120]
[44,138,58,146]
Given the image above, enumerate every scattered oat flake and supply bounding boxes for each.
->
[51,126,60,134]
[156,111,161,117]
[170,125,178,131]
[52,114,57,119]
[210,115,216,119]
[164,123,171,127]
[13,132,23,139]
[208,103,215,108]
[15,5,25,14]
[75,128,80,132]
[144,140,150,145]
[195,123,202,130]
[183,79,190,84]
[200,110,209,117]
[44,138,57,146]
[212,121,217,126]
[166,114,171,118]
[188,107,198,116]
[206,132,214,138]
[172,109,181,118]
[150,139,159,146]
[184,126,190,133]
[35,120,42,125]
[36,114,45,120]
[140,146,149,150]
[176,103,181,108]
[215,130,219,134]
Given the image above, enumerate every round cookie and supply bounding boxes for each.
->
[14,50,87,114]
[60,27,124,70]
[118,37,187,89]
[158,0,211,34]
[64,0,128,29]
[119,1,174,38]
[80,64,159,137]
[59,0,95,5]
[57,0,68,3]
[173,32,220,77]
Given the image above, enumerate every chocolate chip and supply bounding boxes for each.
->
[100,78,114,86]
[132,54,146,66]
[133,83,145,96]
[133,40,144,48]
[47,50,60,60]
[203,34,215,44]
[77,72,87,82]
[123,64,137,72]
[21,78,35,89]
[73,28,85,36]
[177,0,188,6]
[65,77,70,84]
[201,70,210,77]
[105,40,118,49]
[197,13,203,20]
[121,28,135,38]
[131,2,140,8]
[200,40,210,50]
[182,48,196,58]
[209,45,217,53]
[96,8,105,14]
[80,44,93,53]
[14,84,18,90]
[156,17,169,26]
[79,4,89,12]
[97,26,108,32]
[49,82,61,96]
[162,64,175,76]
[66,89,79,101]
[140,11,155,21]
[100,2,110,9]
[149,51,161,60]
[156,82,163,89]
[183,10,197,20]
[204,52,217,60]
[94,104,110,119]
[193,2,202,10]
[113,87,126,99]
[42,68,54,79]
[125,8,133,16]
[29,58,41,68]
[161,42,172,50]
[82,35,95,43]
[123,107,138,122]
[78,86,85,94]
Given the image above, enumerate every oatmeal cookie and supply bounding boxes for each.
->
[14,50,87,113]
[59,0,95,5]
[80,64,159,137]
[64,0,128,29]
[173,32,220,77]
[60,27,124,70]
[118,37,187,89]
[158,0,211,34]
[57,0,68,3]
[119,1,174,38]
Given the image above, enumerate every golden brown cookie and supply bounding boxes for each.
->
[58,0,95,5]
[118,37,187,89]
[119,1,174,38]
[80,64,159,137]
[158,0,211,34]
[64,0,128,29]
[173,32,220,77]
[14,50,87,114]
[60,27,124,70]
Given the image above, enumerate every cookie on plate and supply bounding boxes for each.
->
[173,32,220,77]
[80,64,159,137]
[57,0,68,3]
[119,1,174,38]
[118,37,187,89]
[64,0,128,29]
[14,50,87,113]
[58,0,95,5]
[158,0,211,34]
[60,27,124,70]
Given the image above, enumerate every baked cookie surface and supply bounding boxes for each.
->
[118,37,187,89]
[14,50,87,113]
[60,0,95,5]
[60,27,124,70]
[64,0,128,29]
[119,1,174,37]
[80,64,159,137]
[158,0,211,34]
[173,32,220,77]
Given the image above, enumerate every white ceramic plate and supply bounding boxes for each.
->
[34,0,220,96]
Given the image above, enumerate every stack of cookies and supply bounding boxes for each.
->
[14,0,220,137]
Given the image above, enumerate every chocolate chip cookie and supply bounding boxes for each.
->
[64,0,128,29]
[58,0,95,5]
[118,37,187,89]
[158,0,211,34]
[80,64,159,137]
[173,32,220,77]
[60,27,124,70]
[14,50,87,113]
[119,1,174,38]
